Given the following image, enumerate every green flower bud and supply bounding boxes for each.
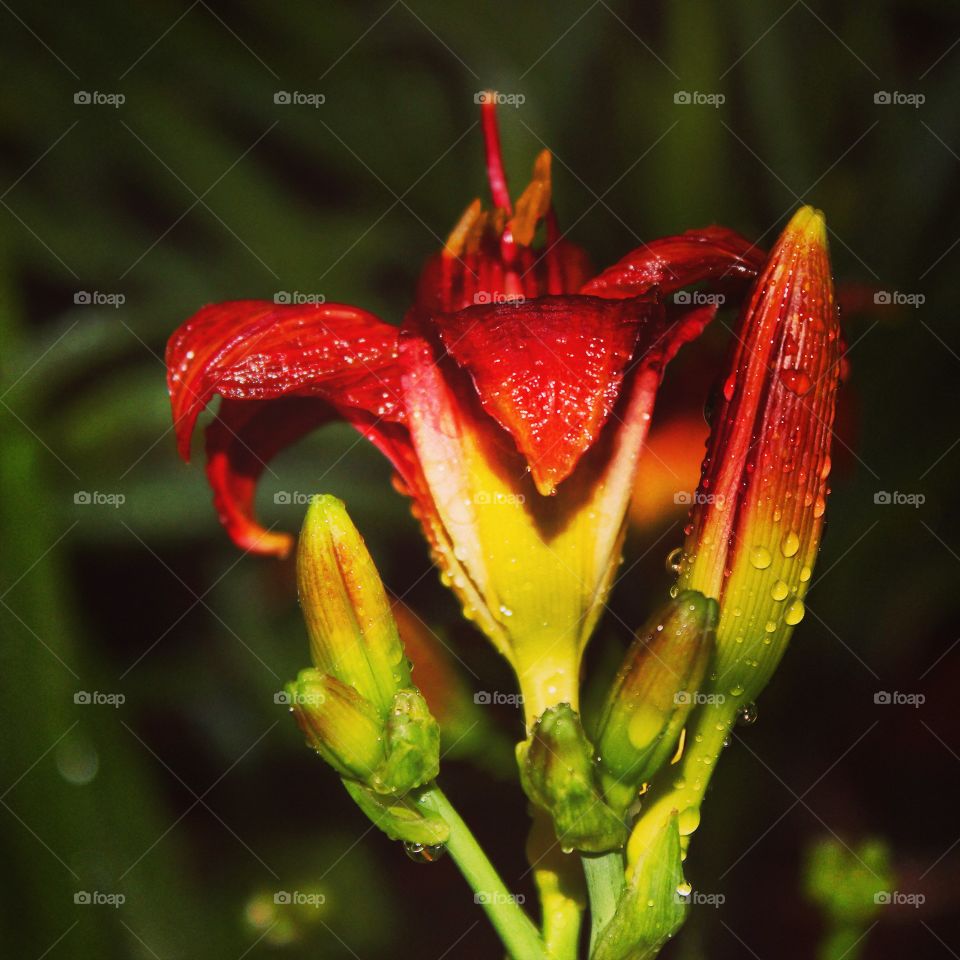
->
[370,688,441,795]
[593,814,687,960]
[287,669,384,780]
[289,496,440,797]
[518,703,627,853]
[297,495,410,712]
[594,591,716,814]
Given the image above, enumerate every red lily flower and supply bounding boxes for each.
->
[166,99,764,724]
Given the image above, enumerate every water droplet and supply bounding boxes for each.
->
[749,546,772,569]
[781,532,800,557]
[404,842,446,863]
[781,369,813,395]
[785,598,805,625]
[765,620,777,633]
[669,583,679,599]
[729,683,744,697]
[799,565,811,582]
[770,580,789,602]
[813,495,826,518]
[499,604,514,618]
[676,881,693,897]
[737,702,758,726]
[666,547,684,574]
[722,374,736,402]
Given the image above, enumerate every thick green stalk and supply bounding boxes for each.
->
[582,851,625,954]
[419,786,549,960]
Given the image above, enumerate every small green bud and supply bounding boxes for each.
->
[593,814,687,960]
[370,688,441,795]
[595,591,716,813]
[297,495,410,712]
[287,669,384,780]
[519,703,627,853]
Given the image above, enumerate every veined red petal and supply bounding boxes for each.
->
[581,226,765,300]
[166,300,405,462]
[204,397,334,558]
[435,295,662,494]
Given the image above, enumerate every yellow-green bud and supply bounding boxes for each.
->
[594,591,716,813]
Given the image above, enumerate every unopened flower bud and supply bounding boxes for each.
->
[287,669,384,780]
[594,591,716,814]
[677,206,841,704]
[518,703,627,853]
[297,494,411,712]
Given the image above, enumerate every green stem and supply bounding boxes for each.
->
[420,786,549,960]
[582,850,625,954]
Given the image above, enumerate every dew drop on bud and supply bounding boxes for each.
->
[665,547,684,574]
[722,374,736,402]
[749,546,772,569]
[784,598,805,626]
[781,369,813,395]
[404,841,446,863]
[770,580,789,602]
[676,881,693,897]
[781,532,800,558]
[737,702,758,726]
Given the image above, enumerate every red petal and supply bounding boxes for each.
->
[581,226,765,300]
[434,294,663,494]
[205,397,334,557]
[166,300,404,461]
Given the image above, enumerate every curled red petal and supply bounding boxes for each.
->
[166,300,405,462]
[205,397,335,557]
[581,226,765,300]
[435,294,670,494]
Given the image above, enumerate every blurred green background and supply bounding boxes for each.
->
[2,1,959,957]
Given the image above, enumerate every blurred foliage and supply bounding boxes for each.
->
[2,0,960,957]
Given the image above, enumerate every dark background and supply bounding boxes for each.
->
[1,1,958,957]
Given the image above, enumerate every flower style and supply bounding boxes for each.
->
[166,99,763,731]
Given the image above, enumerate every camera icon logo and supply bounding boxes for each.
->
[74,891,91,904]
[273,691,292,705]
[874,691,892,705]
[274,91,292,105]
[273,291,291,304]
[74,491,92,505]
[674,91,692,104]
[274,891,292,904]
[473,691,492,705]
[74,291,92,305]
[74,691,92,704]
[873,491,891,505]
[673,491,693,505]
[74,91,92,105]
[274,491,292,504]
[874,91,892,105]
